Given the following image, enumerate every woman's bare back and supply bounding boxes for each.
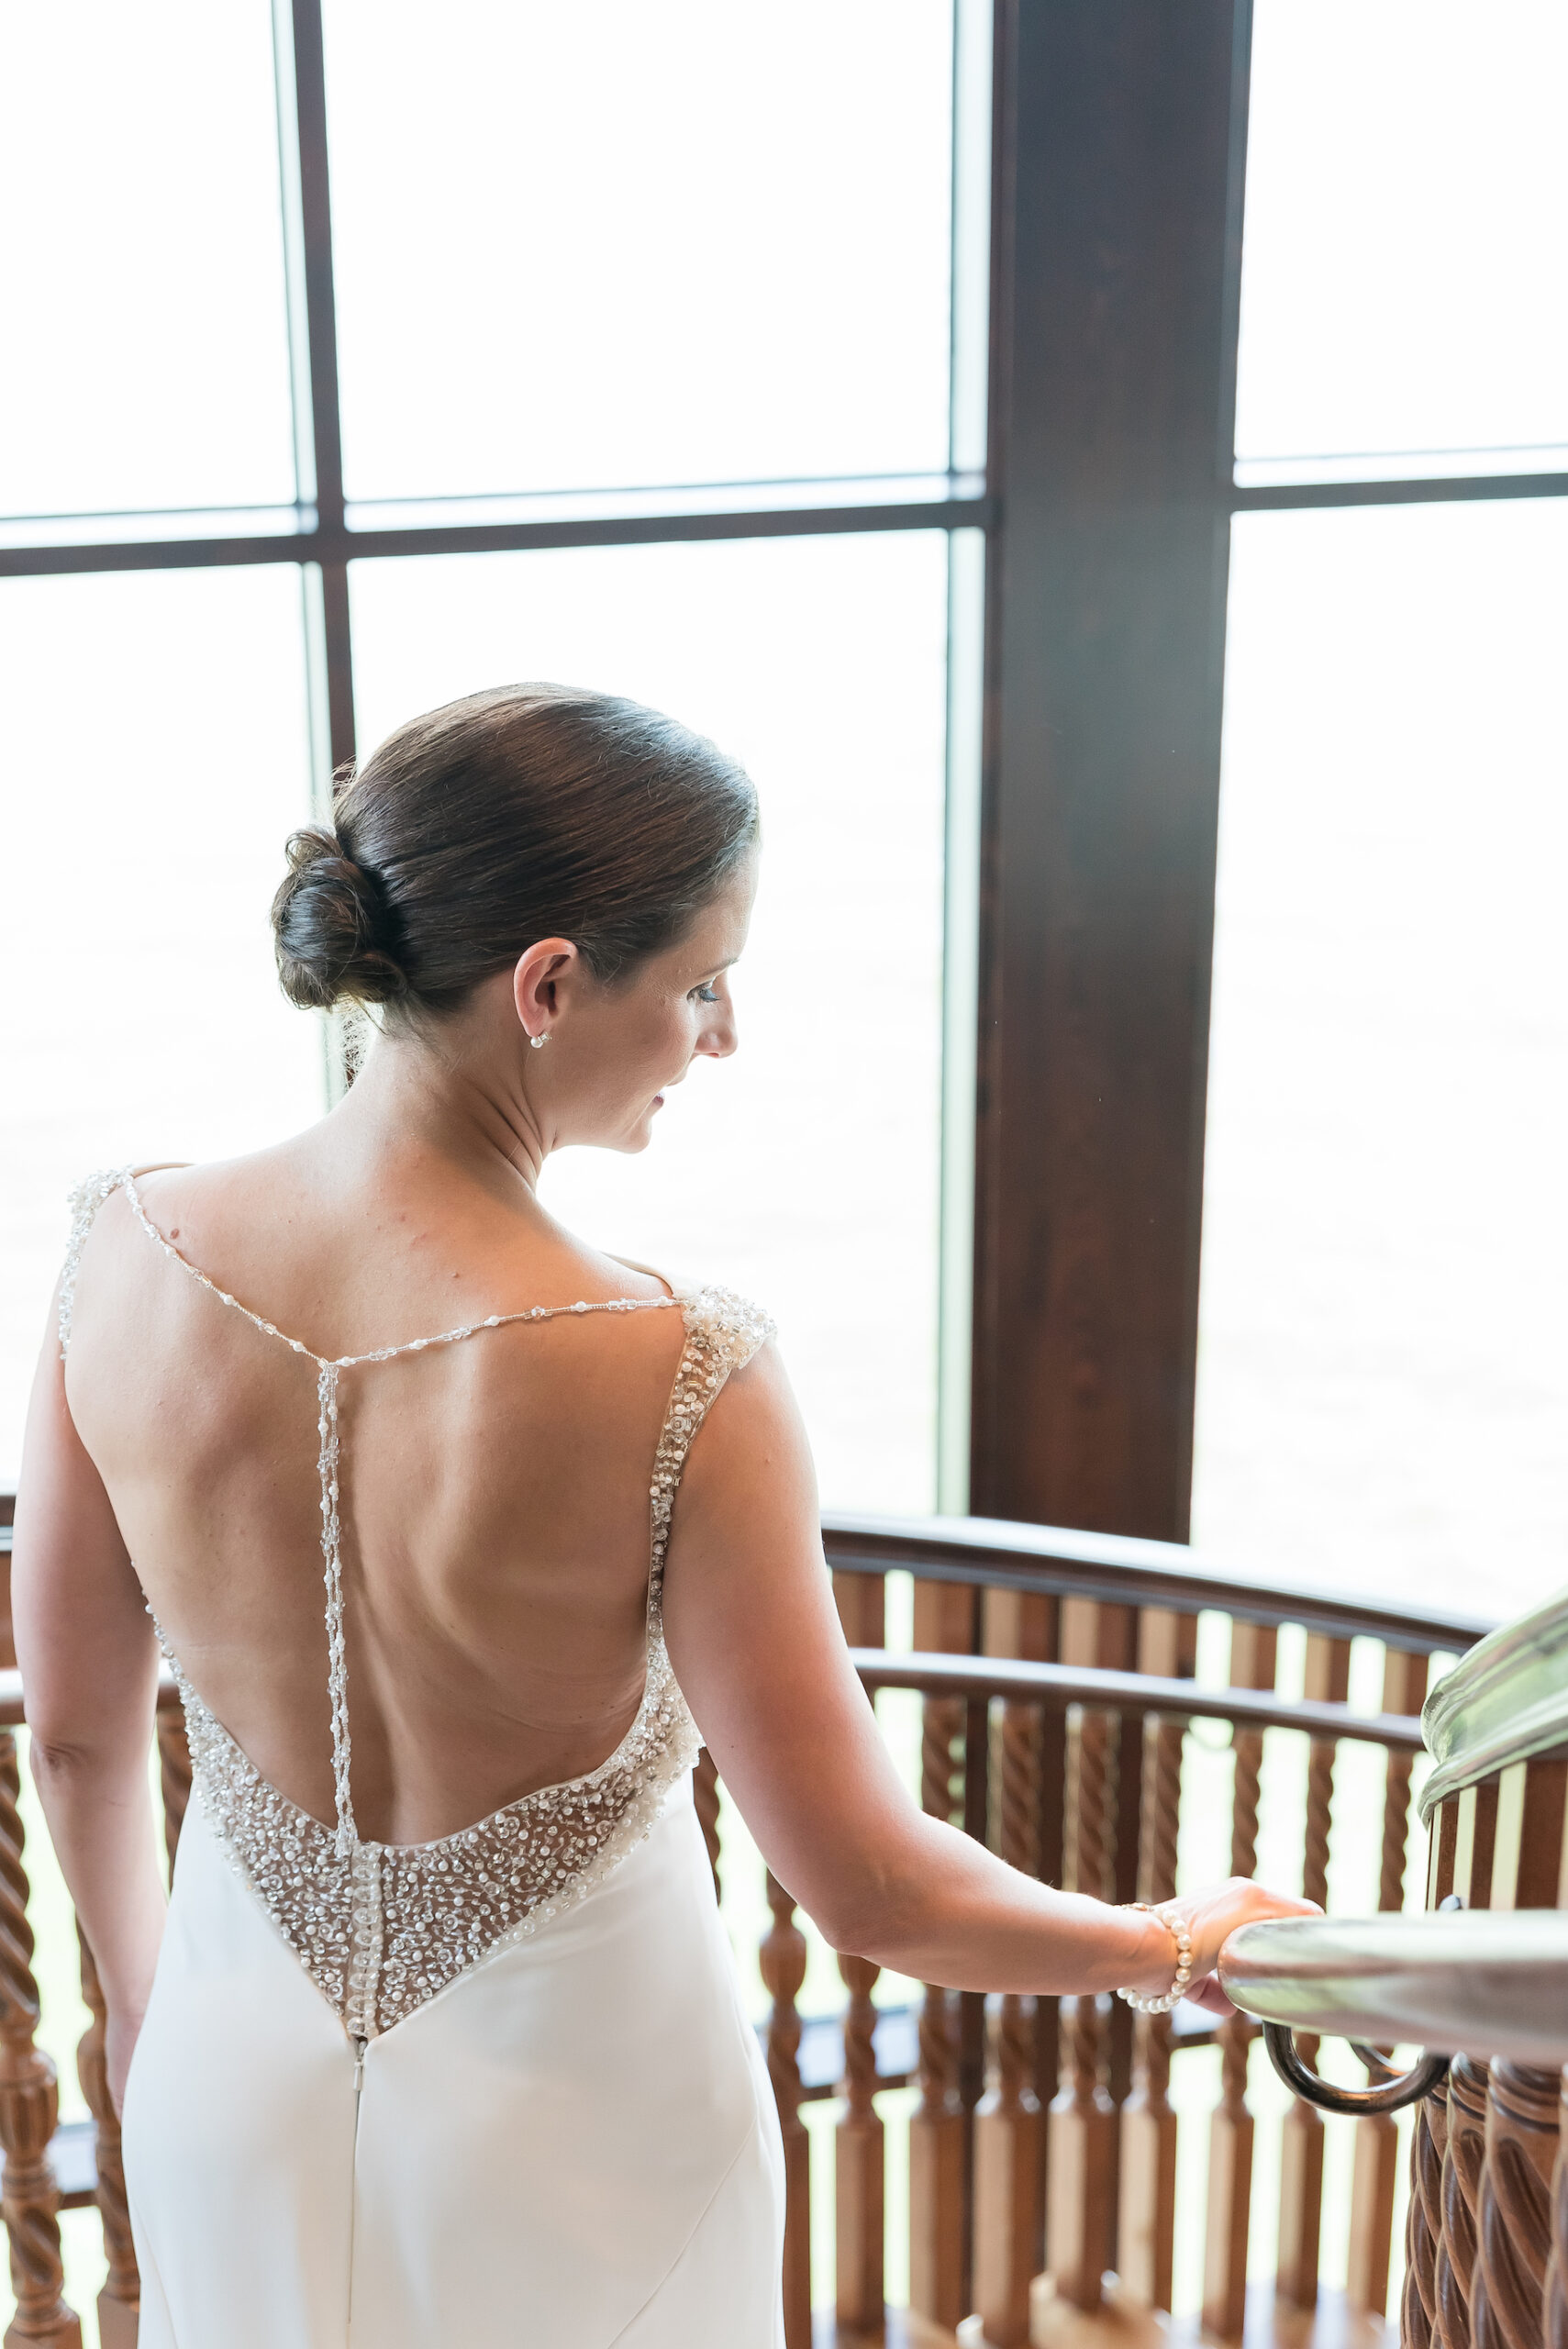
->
[64,1146,695,1846]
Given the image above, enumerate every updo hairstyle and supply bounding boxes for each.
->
[271,684,758,1025]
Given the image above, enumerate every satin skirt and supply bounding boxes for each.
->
[122,1778,785,2347]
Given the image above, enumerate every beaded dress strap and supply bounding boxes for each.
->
[67,1166,688,1862]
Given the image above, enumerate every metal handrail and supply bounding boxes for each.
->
[1218,1908,1568,2072]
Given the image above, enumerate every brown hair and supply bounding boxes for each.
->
[272,684,758,1021]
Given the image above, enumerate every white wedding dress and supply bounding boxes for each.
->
[61,1170,786,2349]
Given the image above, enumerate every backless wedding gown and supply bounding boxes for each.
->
[61,1170,786,2349]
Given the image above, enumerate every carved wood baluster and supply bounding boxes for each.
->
[1118,1607,1187,2313]
[693,1747,722,1903]
[836,1951,884,2338]
[75,1931,138,2348]
[1546,2067,1568,2349]
[909,1693,965,2333]
[1473,2061,1561,2349]
[762,1870,811,2349]
[1046,1700,1117,2314]
[1350,1645,1431,2321]
[1406,2085,1451,2349]
[1436,2056,1491,2349]
[1276,1631,1351,2314]
[832,1570,886,1651]
[973,1698,1042,2347]
[0,1731,80,2348]
[156,1703,192,1880]
[1202,1620,1277,2343]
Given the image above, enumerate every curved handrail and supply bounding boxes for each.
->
[824,1508,1495,1653]
[1419,1583,1568,1818]
[850,1649,1424,1749]
[1218,1909,1568,2069]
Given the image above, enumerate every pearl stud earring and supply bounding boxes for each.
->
[529,1031,552,1050]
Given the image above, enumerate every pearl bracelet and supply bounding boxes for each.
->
[1115,1900,1194,2014]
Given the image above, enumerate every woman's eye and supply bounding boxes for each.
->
[691,982,720,1004]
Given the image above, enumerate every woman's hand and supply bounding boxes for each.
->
[106,2006,146,2121]
[1151,1878,1320,2016]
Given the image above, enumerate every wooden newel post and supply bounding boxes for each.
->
[0,1733,80,2348]
[1473,2061,1561,2349]
[1404,2084,1450,2349]
[1436,2055,1490,2349]
[75,1932,139,2348]
[909,1695,966,2334]
[1546,2066,1568,2349]
[762,1871,812,2349]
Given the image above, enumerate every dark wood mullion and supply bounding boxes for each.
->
[971,0,1253,1541]
[288,0,356,774]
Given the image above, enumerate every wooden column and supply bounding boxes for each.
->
[0,1731,79,2348]
[1117,1609,1187,2313]
[1275,1632,1351,2312]
[1349,1646,1430,2320]
[836,1954,884,2338]
[1436,2055,1490,2349]
[75,1933,138,2349]
[762,1871,812,2349]
[833,1571,887,1652]
[1201,1621,1277,2343]
[1473,2061,1561,2349]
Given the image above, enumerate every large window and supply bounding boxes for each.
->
[0,0,989,1513]
[1191,0,1568,1621]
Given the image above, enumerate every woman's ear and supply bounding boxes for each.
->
[511,939,579,1045]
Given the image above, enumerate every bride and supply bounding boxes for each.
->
[12,684,1307,2348]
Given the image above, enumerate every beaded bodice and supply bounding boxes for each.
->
[61,1168,773,2039]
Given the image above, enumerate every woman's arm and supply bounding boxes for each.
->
[664,1345,1314,2005]
[11,1296,166,2113]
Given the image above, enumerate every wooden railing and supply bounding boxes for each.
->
[0,1498,1494,2347]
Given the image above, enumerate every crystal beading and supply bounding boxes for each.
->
[65,1168,773,2042]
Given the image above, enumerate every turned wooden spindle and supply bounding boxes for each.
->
[1118,1607,1188,2314]
[1436,2056,1491,2349]
[973,1698,1042,2348]
[762,1871,812,2349]
[1045,1700,1117,2315]
[75,1932,139,2348]
[1472,2061,1562,2349]
[692,1747,722,1903]
[909,1693,966,2333]
[1546,2067,1568,2349]
[0,1732,80,2348]
[836,1950,884,2337]
[1275,1631,1351,2314]
[1201,1620,1277,2343]
[1349,1644,1430,2320]
[156,1704,192,1881]
[1405,2086,1451,2349]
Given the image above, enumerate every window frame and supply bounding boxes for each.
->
[4,0,1563,1540]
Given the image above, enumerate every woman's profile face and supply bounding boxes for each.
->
[544,852,758,1155]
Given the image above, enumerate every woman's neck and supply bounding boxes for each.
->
[325,1026,550,1201]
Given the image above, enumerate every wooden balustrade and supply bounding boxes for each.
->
[0,1505,1506,2347]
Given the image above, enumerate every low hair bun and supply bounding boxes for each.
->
[271,825,409,1011]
